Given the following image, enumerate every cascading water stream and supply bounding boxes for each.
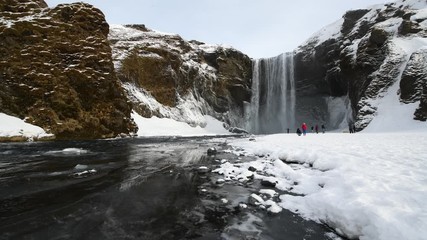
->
[246,52,296,134]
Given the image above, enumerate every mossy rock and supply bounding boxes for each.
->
[0,0,137,140]
[119,49,179,107]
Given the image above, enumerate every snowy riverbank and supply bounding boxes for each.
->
[0,113,54,142]
[216,132,427,240]
[0,111,232,141]
[131,111,232,137]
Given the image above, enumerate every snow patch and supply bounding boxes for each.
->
[374,18,402,34]
[131,111,231,137]
[0,112,53,140]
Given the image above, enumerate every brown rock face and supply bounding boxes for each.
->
[110,25,252,127]
[120,48,179,107]
[0,0,136,139]
[212,48,253,110]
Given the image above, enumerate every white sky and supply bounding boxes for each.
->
[45,0,391,58]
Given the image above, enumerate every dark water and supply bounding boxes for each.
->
[0,137,336,240]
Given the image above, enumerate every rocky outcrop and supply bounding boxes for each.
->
[294,0,427,130]
[401,48,427,121]
[0,0,136,139]
[109,25,252,128]
[400,49,427,109]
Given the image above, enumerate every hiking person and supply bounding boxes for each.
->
[296,128,302,136]
[287,128,290,134]
[315,124,319,134]
[321,124,326,133]
[349,122,354,133]
[311,126,314,133]
[301,123,307,136]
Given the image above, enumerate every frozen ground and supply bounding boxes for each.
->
[216,131,427,240]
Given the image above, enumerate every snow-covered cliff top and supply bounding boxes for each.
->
[299,0,427,49]
[109,24,233,70]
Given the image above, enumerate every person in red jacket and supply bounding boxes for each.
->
[301,123,307,136]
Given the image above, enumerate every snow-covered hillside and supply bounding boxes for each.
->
[109,24,252,135]
[295,0,427,132]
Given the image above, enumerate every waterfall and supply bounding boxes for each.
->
[246,52,296,134]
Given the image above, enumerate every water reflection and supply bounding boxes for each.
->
[0,137,222,239]
[0,136,335,240]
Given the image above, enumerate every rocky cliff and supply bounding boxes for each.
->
[0,0,252,141]
[295,0,427,130]
[109,24,252,129]
[4,0,425,139]
[0,0,136,140]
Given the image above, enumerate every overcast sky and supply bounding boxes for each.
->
[45,0,392,58]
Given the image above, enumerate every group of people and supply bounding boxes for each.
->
[290,122,358,135]
[295,123,325,136]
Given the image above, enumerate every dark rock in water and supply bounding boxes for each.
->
[248,194,264,207]
[228,127,249,134]
[197,166,210,174]
[207,147,217,156]
[248,166,257,172]
[204,205,231,227]
[261,180,276,188]
[216,179,225,184]
[0,0,137,140]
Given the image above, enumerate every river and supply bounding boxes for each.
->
[0,136,336,240]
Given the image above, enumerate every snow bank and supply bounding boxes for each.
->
[228,132,427,240]
[363,37,427,133]
[0,112,53,140]
[131,111,231,137]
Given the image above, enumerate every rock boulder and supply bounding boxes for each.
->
[0,0,136,139]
